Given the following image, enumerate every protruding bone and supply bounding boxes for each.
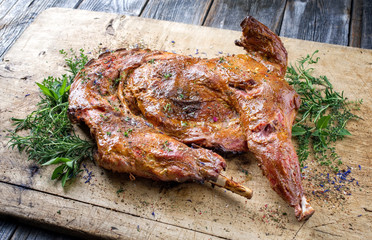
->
[295,196,315,221]
[209,174,253,199]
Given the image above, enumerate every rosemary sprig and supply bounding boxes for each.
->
[8,49,94,187]
[286,50,362,171]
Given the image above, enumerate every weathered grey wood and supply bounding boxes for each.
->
[203,0,286,34]
[0,0,80,60]
[0,0,18,20]
[0,216,77,240]
[280,0,352,46]
[77,0,148,16]
[361,0,372,48]
[349,0,362,47]
[0,217,17,240]
[10,224,78,240]
[141,0,212,25]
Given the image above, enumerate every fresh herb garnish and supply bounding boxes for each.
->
[59,49,88,76]
[123,128,133,137]
[163,103,172,112]
[116,186,124,195]
[163,73,172,79]
[162,140,173,152]
[286,50,362,171]
[8,49,94,187]
[218,57,225,63]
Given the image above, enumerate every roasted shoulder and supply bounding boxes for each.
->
[68,17,314,221]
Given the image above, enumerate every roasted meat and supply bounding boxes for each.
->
[68,17,314,220]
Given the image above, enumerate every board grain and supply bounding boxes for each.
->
[77,0,148,16]
[280,0,352,46]
[349,0,362,47]
[361,0,372,48]
[141,0,212,25]
[0,218,17,240]
[8,223,77,240]
[0,8,371,240]
[0,0,80,59]
[203,0,286,33]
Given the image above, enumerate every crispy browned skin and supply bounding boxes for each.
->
[68,16,314,220]
[68,49,226,183]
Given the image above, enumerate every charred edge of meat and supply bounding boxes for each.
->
[189,143,236,160]
[123,91,143,117]
[85,59,96,67]
[67,107,80,123]
[118,69,145,117]
[235,16,287,74]
[228,79,257,91]
[115,48,127,53]
[213,148,248,158]
[98,51,113,59]
[171,98,202,117]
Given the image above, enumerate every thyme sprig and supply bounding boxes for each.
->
[286,50,362,171]
[8,49,94,187]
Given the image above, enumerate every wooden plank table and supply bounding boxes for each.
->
[0,1,371,239]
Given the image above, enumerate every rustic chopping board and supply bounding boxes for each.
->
[0,8,371,240]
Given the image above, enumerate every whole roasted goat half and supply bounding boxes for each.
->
[68,17,315,221]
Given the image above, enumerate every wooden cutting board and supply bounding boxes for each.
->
[0,8,371,240]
